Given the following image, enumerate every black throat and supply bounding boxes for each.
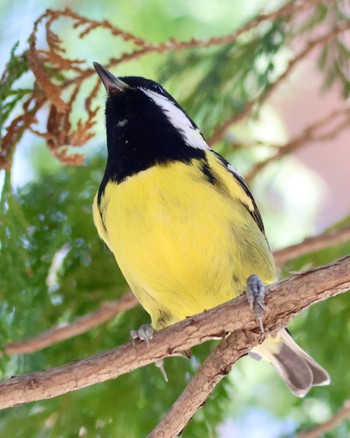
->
[97,92,205,204]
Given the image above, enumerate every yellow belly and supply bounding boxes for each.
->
[94,160,276,329]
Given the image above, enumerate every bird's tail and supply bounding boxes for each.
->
[250,329,330,397]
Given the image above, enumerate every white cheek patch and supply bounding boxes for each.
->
[142,89,209,151]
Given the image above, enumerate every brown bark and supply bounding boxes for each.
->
[0,256,348,412]
[148,256,350,437]
[3,226,348,357]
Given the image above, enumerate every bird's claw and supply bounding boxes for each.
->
[246,274,269,332]
[130,325,168,381]
[130,324,154,345]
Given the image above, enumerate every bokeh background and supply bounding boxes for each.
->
[1,1,349,437]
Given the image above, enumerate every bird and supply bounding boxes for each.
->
[92,62,330,397]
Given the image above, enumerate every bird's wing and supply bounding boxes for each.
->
[210,150,266,235]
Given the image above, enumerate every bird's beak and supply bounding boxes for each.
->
[93,62,128,92]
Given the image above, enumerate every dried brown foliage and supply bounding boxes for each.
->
[1,0,349,170]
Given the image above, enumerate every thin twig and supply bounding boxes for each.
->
[274,226,350,269]
[49,1,320,54]
[0,0,328,168]
[298,400,350,438]
[246,106,350,182]
[208,22,350,146]
[2,291,137,356]
[0,255,348,411]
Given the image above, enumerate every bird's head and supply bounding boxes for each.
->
[94,62,208,151]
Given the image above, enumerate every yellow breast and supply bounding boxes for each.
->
[93,155,276,329]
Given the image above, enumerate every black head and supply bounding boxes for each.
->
[93,62,208,183]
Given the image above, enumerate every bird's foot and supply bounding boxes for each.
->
[130,324,154,346]
[130,325,169,382]
[246,274,270,333]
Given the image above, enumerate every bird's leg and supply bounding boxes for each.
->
[130,324,154,346]
[246,274,270,332]
[130,324,169,382]
[155,359,168,382]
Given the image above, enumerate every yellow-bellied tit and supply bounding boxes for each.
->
[92,62,330,397]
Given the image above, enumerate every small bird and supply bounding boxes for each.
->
[93,62,330,397]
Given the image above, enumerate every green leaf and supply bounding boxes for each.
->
[0,42,30,137]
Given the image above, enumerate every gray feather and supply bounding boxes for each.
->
[252,329,330,397]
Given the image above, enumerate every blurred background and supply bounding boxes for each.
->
[0,0,349,437]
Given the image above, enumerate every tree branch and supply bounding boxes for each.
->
[0,256,349,411]
[3,226,348,357]
[1,0,326,169]
[148,329,257,438]
[274,226,350,269]
[208,22,350,146]
[148,254,350,437]
[2,291,137,356]
[298,400,350,438]
[245,107,350,182]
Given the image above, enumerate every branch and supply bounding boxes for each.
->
[245,106,350,182]
[2,291,137,356]
[274,226,350,269]
[148,255,350,437]
[298,400,350,438]
[3,226,349,356]
[208,22,350,146]
[0,0,326,169]
[148,329,256,438]
[0,256,349,411]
